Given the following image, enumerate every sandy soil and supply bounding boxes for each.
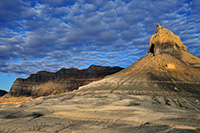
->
[0,92,199,133]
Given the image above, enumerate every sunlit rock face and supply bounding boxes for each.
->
[149,24,187,56]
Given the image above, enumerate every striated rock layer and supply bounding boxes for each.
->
[77,24,200,97]
[10,65,123,97]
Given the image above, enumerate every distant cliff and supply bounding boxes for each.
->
[10,65,123,97]
[0,90,7,97]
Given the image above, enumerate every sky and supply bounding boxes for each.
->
[0,0,200,92]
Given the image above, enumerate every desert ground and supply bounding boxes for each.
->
[0,90,199,133]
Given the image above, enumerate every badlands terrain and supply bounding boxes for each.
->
[0,25,200,133]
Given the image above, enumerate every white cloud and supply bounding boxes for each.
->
[0,0,199,77]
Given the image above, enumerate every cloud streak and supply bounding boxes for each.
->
[0,0,200,77]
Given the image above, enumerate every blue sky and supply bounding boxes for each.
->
[0,0,200,92]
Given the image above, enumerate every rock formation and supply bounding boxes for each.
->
[0,25,199,132]
[77,24,200,97]
[10,65,123,97]
[0,90,7,96]
[149,24,187,56]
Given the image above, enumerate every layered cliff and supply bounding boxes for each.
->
[10,65,123,97]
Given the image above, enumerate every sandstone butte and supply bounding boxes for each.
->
[0,25,200,132]
[7,65,123,97]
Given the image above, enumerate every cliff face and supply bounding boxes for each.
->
[10,65,123,97]
[0,90,7,97]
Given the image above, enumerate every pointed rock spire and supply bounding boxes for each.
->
[148,24,187,56]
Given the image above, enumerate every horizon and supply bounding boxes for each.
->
[0,0,200,92]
